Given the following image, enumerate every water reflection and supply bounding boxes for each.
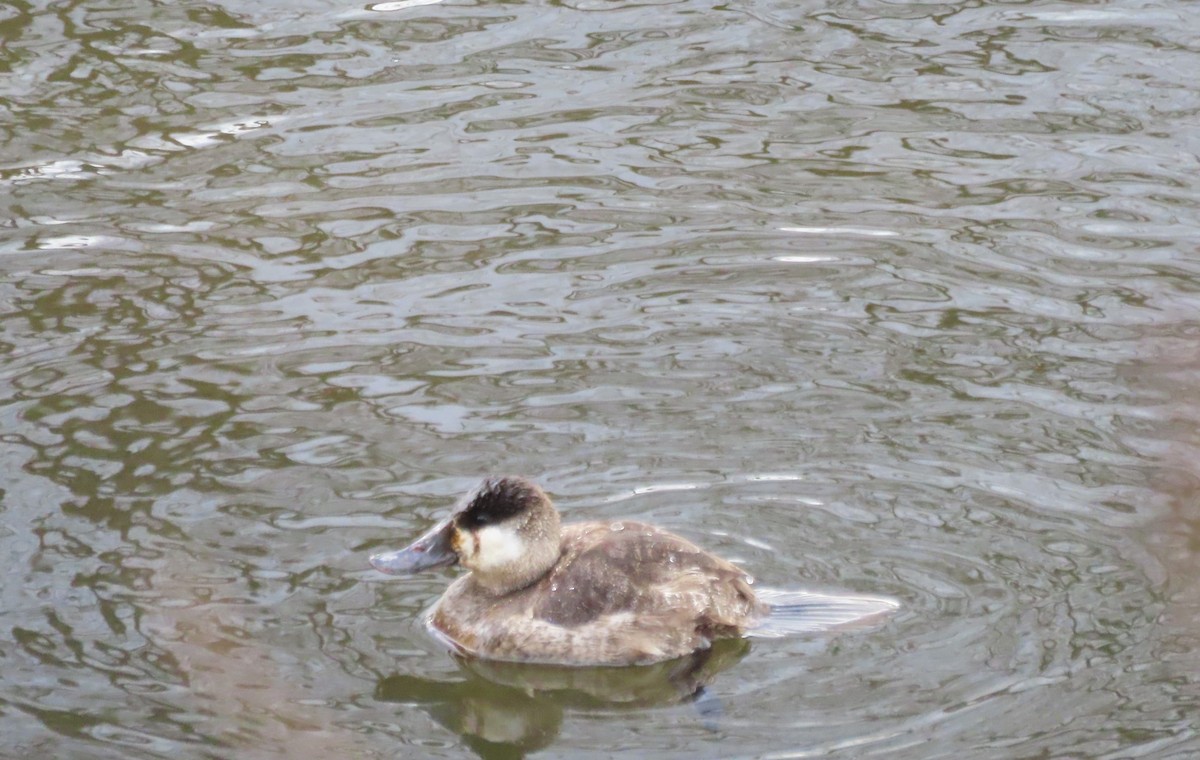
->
[376,640,748,758]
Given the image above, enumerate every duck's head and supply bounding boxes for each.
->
[370,476,562,595]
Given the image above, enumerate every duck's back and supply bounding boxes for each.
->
[428,521,766,665]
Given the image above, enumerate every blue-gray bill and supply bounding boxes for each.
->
[370,519,459,574]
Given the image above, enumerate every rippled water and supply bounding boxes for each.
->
[3,0,1200,757]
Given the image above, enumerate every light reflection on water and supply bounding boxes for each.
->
[1,0,1199,757]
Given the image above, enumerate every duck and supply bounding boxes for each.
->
[370,476,897,666]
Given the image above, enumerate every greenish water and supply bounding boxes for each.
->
[2,0,1199,757]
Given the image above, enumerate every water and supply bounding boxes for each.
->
[2,0,1199,757]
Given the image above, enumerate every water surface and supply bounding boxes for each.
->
[2,0,1199,757]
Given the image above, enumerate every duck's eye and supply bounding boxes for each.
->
[460,509,493,528]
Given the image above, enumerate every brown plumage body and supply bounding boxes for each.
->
[428,520,767,666]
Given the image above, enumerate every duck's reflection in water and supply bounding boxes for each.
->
[375,638,749,757]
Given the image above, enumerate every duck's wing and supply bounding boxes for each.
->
[530,522,759,631]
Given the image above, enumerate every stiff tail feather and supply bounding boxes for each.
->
[747,588,899,638]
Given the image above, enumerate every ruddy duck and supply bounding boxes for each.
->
[370,476,897,666]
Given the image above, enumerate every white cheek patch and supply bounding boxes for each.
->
[472,524,525,572]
